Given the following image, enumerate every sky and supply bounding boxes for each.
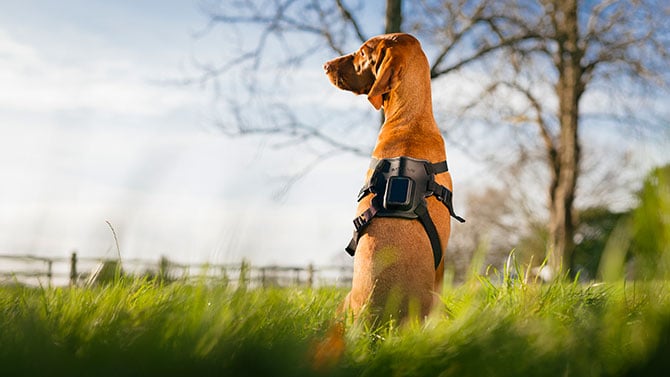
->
[0,0,371,267]
[1,0,668,271]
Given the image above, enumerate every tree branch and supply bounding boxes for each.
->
[335,0,367,43]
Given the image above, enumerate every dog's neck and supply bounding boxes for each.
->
[382,84,432,127]
[372,75,445,162]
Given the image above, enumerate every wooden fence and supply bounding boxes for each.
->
[0,252,353,288]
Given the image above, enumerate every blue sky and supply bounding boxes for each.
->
[1,1,668,270]
[0,0,372,266]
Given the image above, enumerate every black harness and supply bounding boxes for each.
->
[346,156,465,269]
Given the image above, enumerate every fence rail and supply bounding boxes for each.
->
[0,253,353,288]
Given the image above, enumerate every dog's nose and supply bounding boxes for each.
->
[323,62,332,73]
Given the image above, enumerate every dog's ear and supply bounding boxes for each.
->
[367,47,398,110]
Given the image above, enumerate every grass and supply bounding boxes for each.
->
[1,276,669,377]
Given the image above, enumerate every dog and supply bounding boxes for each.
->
[313,33,464,369]
[324,33,463,324]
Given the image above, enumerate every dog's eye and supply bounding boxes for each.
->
[360,50,365,57]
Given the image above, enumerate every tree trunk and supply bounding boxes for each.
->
[380,0,403,125]
[548,0,584,277]
[385,0,402,34]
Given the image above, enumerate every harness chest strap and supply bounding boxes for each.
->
[346,156,465,269]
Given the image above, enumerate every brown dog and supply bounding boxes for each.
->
[323,33,463,323]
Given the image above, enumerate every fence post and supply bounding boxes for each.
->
[307,264,314,288]
[158,255,170,282]
[238,259,249,289]
[69,251,78,287]
[221,266,229,285]
[47,259,53,287]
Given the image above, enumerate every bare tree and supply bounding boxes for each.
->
[191,0,669,276]
[430,0,670,274]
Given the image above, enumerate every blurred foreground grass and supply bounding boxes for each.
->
[1,277,669,377]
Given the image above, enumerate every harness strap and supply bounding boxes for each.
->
[347,202,444,267]
[353,206,378,230]
[368,157,449,174]
[414,204,443,268]
[427,160,449,174]
[428,181,466,223]
[345,200,381,256]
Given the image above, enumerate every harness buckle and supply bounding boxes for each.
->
[434,185,450,203]
[357,187,370,201]
[353,206,378,230]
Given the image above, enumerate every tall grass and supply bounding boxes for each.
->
[0,281,342,377]
[1,276,669,376]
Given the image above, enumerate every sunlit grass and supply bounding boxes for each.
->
[0,281,343,376]
[1,276,669,376]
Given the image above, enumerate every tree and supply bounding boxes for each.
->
[572,206,626,279]
[192,0,669,277]
[628,164,670,279]
[454,0,669,275]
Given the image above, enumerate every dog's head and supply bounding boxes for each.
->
[323,33,424,110]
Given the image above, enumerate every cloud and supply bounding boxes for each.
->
[0,28,200,117]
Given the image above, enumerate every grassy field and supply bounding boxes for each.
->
[1,276,669,377]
